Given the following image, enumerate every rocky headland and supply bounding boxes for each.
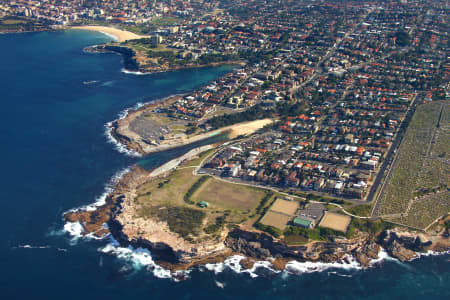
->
[84,43,245,75]
[64,154,450,274]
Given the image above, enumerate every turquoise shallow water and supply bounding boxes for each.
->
[0,30,448,300]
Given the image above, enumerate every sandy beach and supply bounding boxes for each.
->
[71,25,147,42]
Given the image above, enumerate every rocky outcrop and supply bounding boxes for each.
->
[63,166,149,238]
[352,242,380,267]
[85,45,139,71]
[225,229,307,261]
[380,229,437,261]
[65,165,450,273]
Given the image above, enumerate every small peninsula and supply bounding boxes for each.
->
[4,0,446,275]
[63,12,448,274]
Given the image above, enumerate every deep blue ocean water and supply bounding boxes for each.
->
[0,30,448,300]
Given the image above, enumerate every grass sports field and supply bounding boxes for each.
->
[193,177,266,211]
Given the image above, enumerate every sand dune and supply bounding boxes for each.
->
[71,26,148,42]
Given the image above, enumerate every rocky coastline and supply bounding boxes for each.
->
[84,45,140,71]
[64,156,450,275]
[106,94,185,156]
[64,30,449,277]
[84,44,244,74]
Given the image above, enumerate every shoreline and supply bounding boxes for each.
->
[85,43,245,75]
[107,92,271,155]
[70,25,148,42]
[63,149,450,277]
[59,27,449,279]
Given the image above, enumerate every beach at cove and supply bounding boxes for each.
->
[0,29,448,300]
[71,25,148,42]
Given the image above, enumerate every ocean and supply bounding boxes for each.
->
[0,30,448,300]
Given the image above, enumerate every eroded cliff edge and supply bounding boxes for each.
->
[64,157,450,274]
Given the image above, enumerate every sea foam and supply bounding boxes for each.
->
[99,236,177,280]
[66,167,131,214]
[284,254,362,275]
[121,69,153,76]
[204,255,280,278]
[96,31,119,42]
[62,167,131,243]
[104,102,144,157]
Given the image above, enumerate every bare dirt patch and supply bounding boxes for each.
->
[319,212,351,232]
[270,199,299,216]
[227,119,273,138]
[260,211,292,230]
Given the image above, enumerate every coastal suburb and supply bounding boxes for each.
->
[3,0,448,273]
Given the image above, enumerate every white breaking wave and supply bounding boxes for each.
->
[12,244,68,253]
[121,69,153,76]
[63,221,84,238]
[204,255,280,278]
[369,247,394,266]
[99,236,180,280]
[96,31,119,42]
[215,280,226,289]
[83,80,99,85]
[284,254,362,275]
[14,244,51,249]
[66,167,131,214]
[62,167,131,243]
[104,93,185,157]
[104,102,145,158]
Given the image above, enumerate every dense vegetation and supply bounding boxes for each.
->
[346,218,393,238]
[197,53,239,65]
[204,214,227,234]
[254,192,274,215]
[139,205,206,239]
[284,225,344,242]
[394,30,411,47]
[255,222,282,238]
[164,207,205,238]
[184,175,210,204]
[345,204,373,217]
[305,193,346,205]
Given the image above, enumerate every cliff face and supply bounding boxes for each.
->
[224,228,381,268]
[379,229,445,261]
[105,221,449,272]
[64,165,449,273]
[85,45,140,71]
[64,166,149,238]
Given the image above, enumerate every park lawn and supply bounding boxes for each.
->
[144,112,174,125]
[136,166,199,208]
[147,44,174,52]
[192,177,266,211]
[148,16,181,26]
[136,149,218,207]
